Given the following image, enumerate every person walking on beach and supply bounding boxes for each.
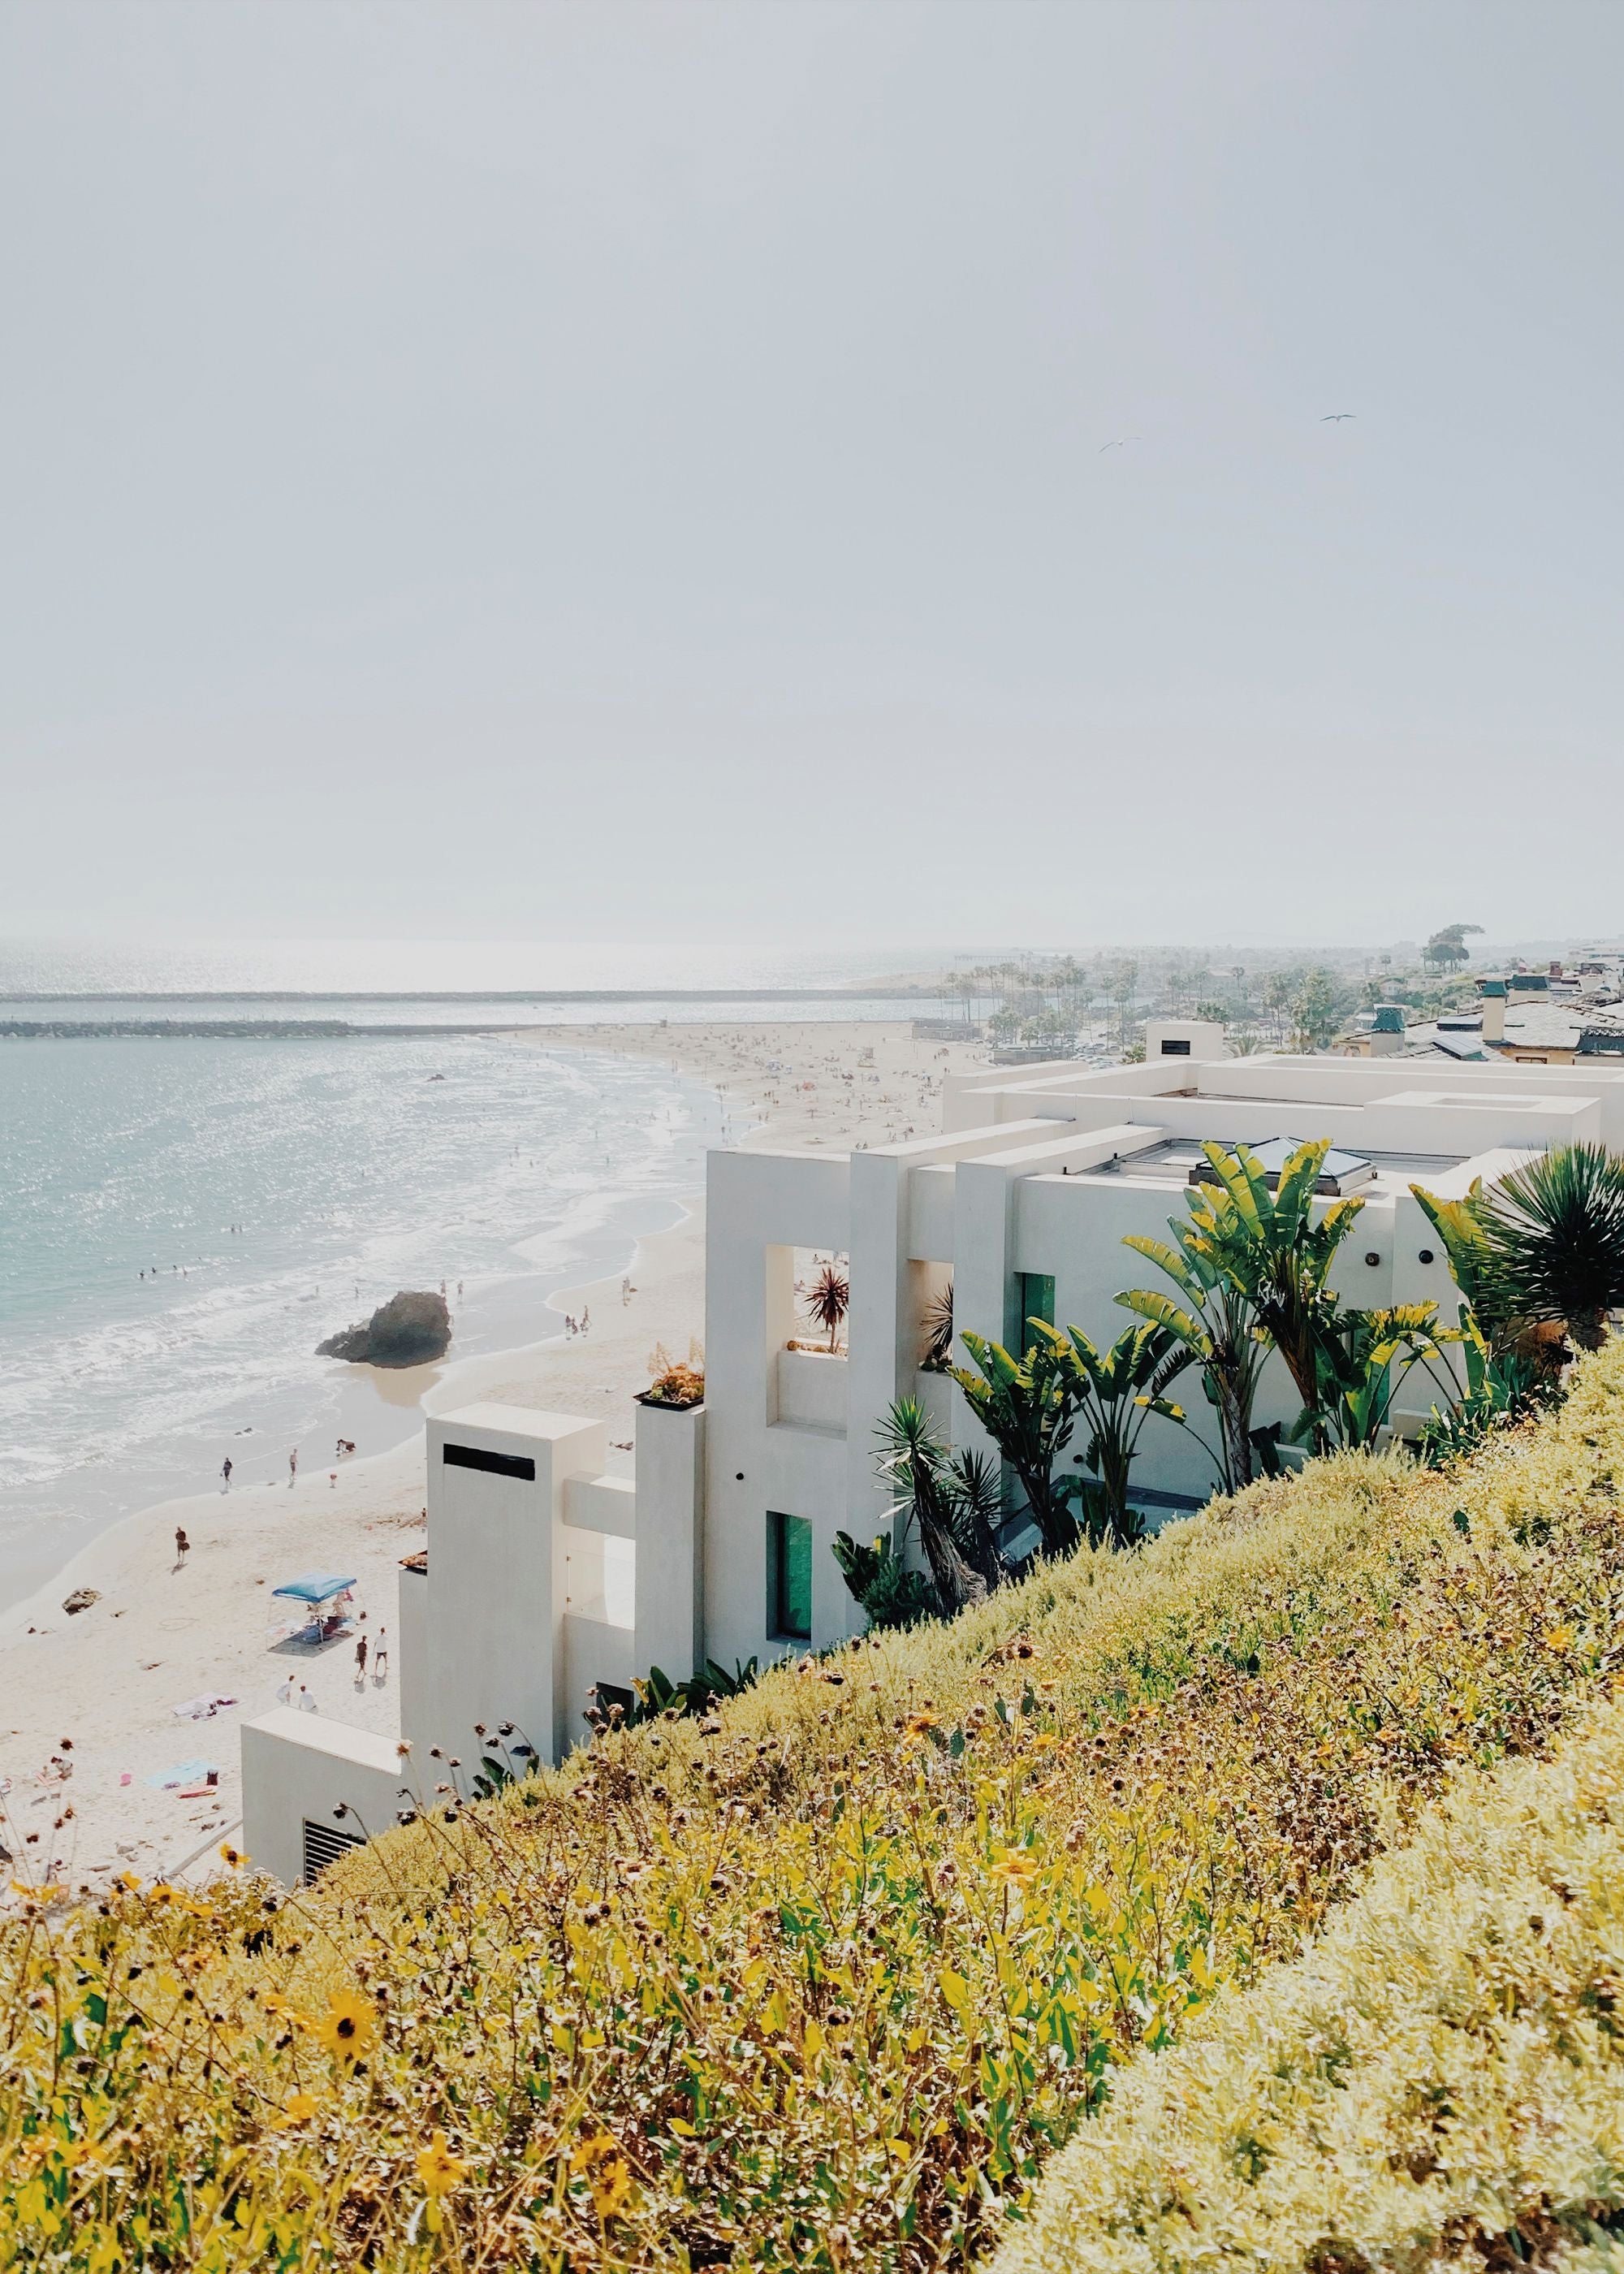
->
[288,1448,298,1487]
[354,1632,368,1682]
[581,1304,590,1335]
[277,1674,296,1707]
[175,1527,189,1564]
[221,1457,232,1489]
[374,1628,388,1680]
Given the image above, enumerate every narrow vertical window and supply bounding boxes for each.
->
[1015,1273,1056,1342]
[767,1510,813,1641]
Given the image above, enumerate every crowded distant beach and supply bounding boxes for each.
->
[0,1020,987,1895]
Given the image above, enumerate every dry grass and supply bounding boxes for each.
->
[5,1350,1624,2269]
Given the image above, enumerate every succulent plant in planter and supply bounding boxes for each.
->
[641,1339,706,1408]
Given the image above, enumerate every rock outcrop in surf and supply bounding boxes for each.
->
[316,1290,451,1368]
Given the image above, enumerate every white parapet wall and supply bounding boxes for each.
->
[419,1403,607,1770]
[633,1397,704,1684]
[240,1393,716,1886]
[241,1710,408,1887]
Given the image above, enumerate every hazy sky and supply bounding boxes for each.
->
[3,2,1623,950]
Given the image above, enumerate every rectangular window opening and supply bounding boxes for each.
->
[1160,1037,1192,1056]
[767,1510,813,1642]
[442,1442,536,1482]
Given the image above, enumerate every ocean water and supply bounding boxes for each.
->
[0,1029,724,1607]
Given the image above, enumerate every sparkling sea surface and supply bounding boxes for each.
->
[0,938,978,1606]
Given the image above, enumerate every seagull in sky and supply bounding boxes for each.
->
[1098,435,1142,453]
[1320,412,1356,422]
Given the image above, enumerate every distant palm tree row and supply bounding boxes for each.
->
[944,928,1493,1056]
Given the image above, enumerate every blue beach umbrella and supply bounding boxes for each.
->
[270,1573,356,1603]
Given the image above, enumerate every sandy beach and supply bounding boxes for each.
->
[0,1019,987,1893]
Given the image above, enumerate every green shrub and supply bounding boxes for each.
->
[993,1693,1624,2274]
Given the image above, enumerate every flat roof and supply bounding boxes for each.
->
[1083,1138,1466,1191]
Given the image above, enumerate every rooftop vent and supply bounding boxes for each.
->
[1190,1136,1376,1198]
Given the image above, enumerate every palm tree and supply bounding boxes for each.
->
[871,1399,1005,1609]
[1119,1206,1272,1494]
[1313,1303,1449,1450]
[952,1330,1082,1558]
[1479,1143,1624,1351]
[803,1260,850,1352]
[1187,1140,1366,1451]
[1037,1320,1191,1546]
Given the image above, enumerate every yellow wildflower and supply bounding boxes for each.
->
[279,2091,320,2127]
[218,1841,248,1870]
[416,2129,468,2197]
[315,1990,377,2063]
[572,2133,633,2220]
[989,1846,1039,1889]
[1543,1624,1576,1653]
[903,1710,940,1738]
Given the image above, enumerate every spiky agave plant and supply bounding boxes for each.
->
[920,1279,955,1371]
[1480,1143,1624,1351]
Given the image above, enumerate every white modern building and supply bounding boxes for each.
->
[243,1025,1624,1882]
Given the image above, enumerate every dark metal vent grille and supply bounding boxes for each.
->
[302,1818,365,1883]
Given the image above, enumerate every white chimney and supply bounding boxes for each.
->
[1479,979,1506,1045]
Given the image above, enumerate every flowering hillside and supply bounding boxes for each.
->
[993,1696,1624,2274]
[6,1351,1624,2270]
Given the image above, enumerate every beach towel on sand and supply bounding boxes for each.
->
[146,1758,218,1788]
[171,1693,238,1720]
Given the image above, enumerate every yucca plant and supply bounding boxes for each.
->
[872,1396,1008,1610]
[1479,1143,1624,1351]
[920,1278,956,1371]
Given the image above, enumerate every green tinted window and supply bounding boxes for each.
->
[768,1510,813,1641]
[1016,1273,1056,1341]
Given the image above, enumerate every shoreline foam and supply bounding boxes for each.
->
[0,1020,988,1890]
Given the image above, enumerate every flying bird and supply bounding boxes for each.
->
[1098,436,1142,453]
[1320,413,1356,422]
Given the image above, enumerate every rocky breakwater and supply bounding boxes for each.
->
[316,1290,451,1368]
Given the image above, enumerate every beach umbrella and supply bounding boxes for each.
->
[270,1573,356,1602]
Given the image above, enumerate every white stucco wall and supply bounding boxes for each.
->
[241,1710,408,1888]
